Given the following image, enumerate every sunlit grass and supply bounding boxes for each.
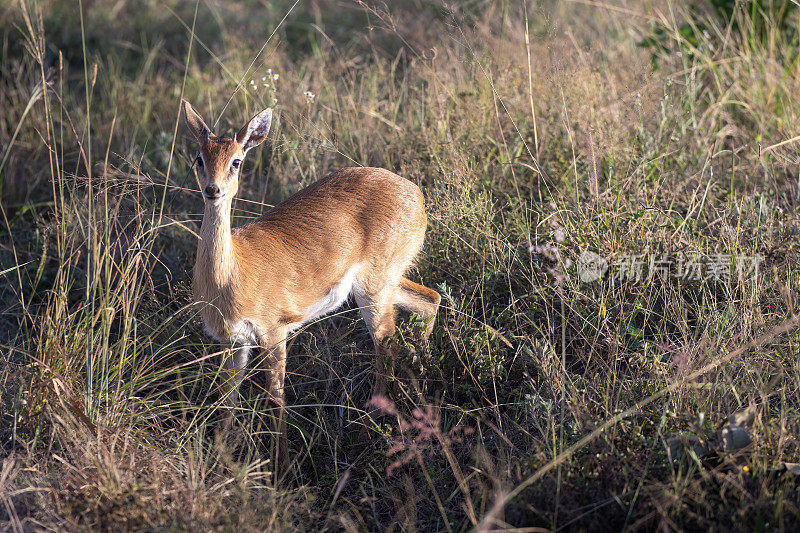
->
[2,0,800,530]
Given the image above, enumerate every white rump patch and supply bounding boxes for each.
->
[293,264,362,330]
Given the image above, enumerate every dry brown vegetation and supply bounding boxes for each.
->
[2,0,800,530]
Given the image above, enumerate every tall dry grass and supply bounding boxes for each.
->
[2,0,800,530]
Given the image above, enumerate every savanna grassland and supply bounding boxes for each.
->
[2,0,800,530]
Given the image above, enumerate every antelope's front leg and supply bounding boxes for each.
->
[221,345,251,409]
[261,329,289,470]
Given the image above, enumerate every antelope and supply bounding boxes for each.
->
[183,101,441,464]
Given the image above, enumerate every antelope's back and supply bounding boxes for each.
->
[236,167,427,257]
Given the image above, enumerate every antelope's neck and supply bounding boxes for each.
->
[196,199,236,290]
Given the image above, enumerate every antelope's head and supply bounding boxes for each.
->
[183,100,272,204]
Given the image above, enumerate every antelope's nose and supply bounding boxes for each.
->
[204,185,220,197]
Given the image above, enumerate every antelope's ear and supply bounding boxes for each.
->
[236,108,272,153]
[182,100,212,143]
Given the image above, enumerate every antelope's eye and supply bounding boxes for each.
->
[231,159,241,169]
[195,155,203,167]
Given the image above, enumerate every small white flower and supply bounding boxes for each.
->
[303,90,316,101]
[273,74,279,80]
[263,83,268,87]
[262,76,267,81]
[267,68,272,74]
[250,79,255,85]
[272,97,278,105]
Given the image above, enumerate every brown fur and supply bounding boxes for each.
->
[183,101,441,468]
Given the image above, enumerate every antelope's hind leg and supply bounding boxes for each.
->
[354,283,399,399]
[395,277,441,341]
